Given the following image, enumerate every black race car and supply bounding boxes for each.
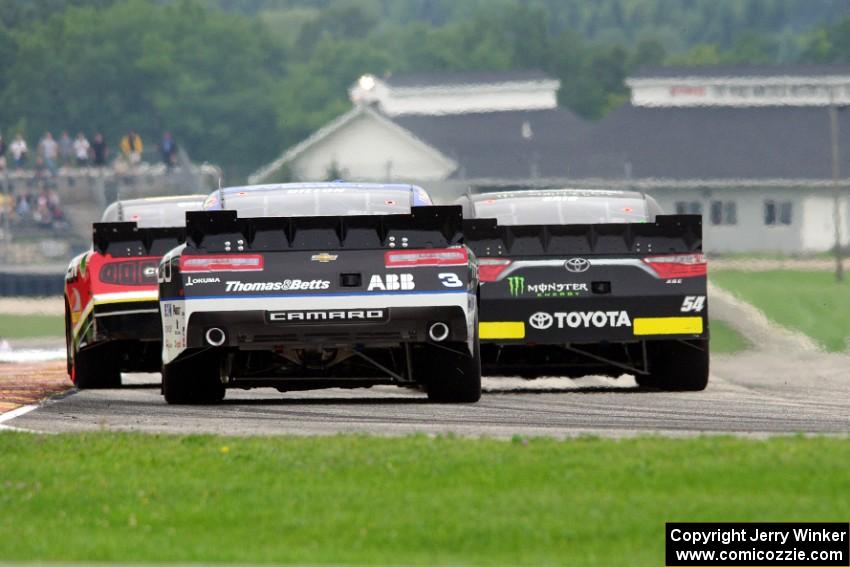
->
[459,188,708,391]
[158,183,480,404]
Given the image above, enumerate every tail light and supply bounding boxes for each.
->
[643,253,707,279]
[180,254,264,273]
[385,248,468,268]
[478,258,513,282]
[99,259,159,286]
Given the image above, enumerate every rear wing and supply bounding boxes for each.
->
[93,222,187,257]
[463,214,701,257]
[184,206,464,252]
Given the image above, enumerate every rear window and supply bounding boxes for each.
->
[218,188,412,217]
[101,200,203,228]
[473,194,649,225]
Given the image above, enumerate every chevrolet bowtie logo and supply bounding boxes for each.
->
[311,253,339,263]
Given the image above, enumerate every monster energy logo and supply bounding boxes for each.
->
[507,276,525,297]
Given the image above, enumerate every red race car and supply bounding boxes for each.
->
[64,195,205,388]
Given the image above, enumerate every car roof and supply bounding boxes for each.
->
[101,194,207,220]
[468,188,646,201]
[220,182,425,195]
[111,194,207,208]
[207,182,433,210]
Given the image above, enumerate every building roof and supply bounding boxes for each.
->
[631,64,850,79]
[395,108,587,180]
[382,70,554,88]
[565,104,850,180]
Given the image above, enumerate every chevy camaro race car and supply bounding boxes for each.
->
[459,188,708,391]
[157,183,480,404]
[64,195,206,388]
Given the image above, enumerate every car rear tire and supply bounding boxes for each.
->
[72,346,122,389]
[64,301,73,376]
[162,352,226,404]
[423,338,482,403]
[638,339,709,391]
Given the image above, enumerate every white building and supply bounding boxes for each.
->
[249,70,586,201]
[606,66,850,253]
[348,70,560,116]
[252,66,850,253]
[626,65,850,107]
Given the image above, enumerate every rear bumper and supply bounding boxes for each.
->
[93,301,161,343]
[478,296,708,344]
[185,306,469,349]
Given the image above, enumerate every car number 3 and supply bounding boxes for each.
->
[438,273,463,288]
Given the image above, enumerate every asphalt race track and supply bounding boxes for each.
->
[6,351,850,437]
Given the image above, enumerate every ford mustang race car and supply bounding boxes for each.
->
[158,183,480,404]
[64,195,206,388]
[459,188,708,391]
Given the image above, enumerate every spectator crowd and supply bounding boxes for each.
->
[0,129,179,173]
[0,129,179,232]
[0,185,67,231]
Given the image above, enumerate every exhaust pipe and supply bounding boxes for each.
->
[205,327,227,347]
[428,322,450,342]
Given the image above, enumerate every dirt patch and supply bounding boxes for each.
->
[708,283,820,353]
[0,361,71,414]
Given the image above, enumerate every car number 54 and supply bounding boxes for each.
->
[680,295,706,313]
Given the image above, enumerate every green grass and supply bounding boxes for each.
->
[1,433,848,565]
[709,319,749,354]
[0,314,63,339]
[712,269,850,352]
[710,252,833,261]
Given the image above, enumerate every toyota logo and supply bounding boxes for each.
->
[564,258,591,273]
[528,312,554,330]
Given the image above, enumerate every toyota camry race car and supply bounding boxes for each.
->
[158,183,480,404]
[459,188,708,391]
[64,195,206,388]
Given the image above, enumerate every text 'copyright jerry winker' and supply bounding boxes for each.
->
[666,523,849,566]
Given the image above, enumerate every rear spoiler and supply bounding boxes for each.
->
[184,206,464,252]
[93,222,187,257]
[463,214,701,257]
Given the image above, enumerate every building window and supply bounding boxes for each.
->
[780,202,792,225]
[675,201,703,215]
[765,201,792,226]
[710,201,737,226]
[725,201,738,225]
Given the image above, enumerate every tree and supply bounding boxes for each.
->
[801,15,850,63]
[0,0,286,178]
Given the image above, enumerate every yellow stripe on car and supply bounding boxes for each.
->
[93,291,159,305]
[633,316,703,336]
[479,321,526,339]
[71,300,94,337]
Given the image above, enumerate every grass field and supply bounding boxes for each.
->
[712,269,850,351]
[1,432,848,565]
[709,319,749,354]
[0,314,63,339]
